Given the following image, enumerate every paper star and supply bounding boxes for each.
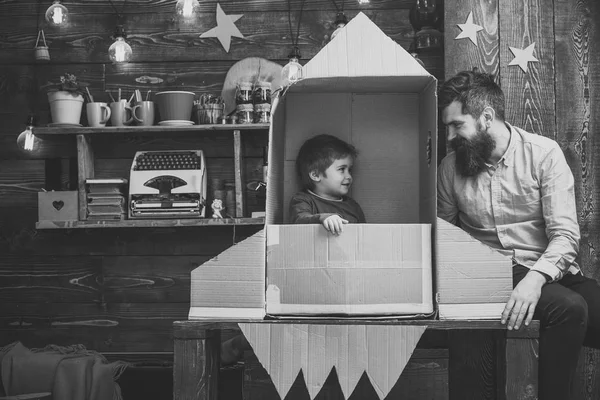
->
[200,3,244,53]
[508,42,539,73]
[455,12,483,46]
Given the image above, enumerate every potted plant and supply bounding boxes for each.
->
[42,72,89,126]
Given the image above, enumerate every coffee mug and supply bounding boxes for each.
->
[133,101,155,126]
[109,100,134,126]
[86,102,111,127]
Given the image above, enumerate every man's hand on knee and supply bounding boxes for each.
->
[501,271,546,330]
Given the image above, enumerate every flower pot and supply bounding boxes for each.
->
[48,91,84,125]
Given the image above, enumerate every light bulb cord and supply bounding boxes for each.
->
[108,0,127,22]
[330,0,346,13]
[36,0,42,32]
[31,0,43,117]
[287,0,307,49]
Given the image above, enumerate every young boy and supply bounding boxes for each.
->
[220,136,365,365]
[289,134,366,235]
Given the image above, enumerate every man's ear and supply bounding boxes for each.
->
[309,170,321,182]
[481,106,495,127]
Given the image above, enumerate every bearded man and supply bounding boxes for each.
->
[437,70,600,399]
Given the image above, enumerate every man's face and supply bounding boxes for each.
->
[442,101,496,177]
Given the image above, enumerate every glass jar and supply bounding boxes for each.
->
[254,103,271,124]
[253,81,271,105]
[236,82,253,105]
[236,103,254,124]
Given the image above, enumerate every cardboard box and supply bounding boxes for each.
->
[263,12,437,317]
[436,218,513,319]
[189,229,265,319]
[38,191,78,221]
[266,224,433,316]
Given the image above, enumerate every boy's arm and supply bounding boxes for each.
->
[289,194,336,224]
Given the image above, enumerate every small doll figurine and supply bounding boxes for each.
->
[211,199,225,219]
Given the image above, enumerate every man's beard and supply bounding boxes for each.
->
[450,124,496,177]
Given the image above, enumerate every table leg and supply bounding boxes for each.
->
[448,330,497,399]
[174,326,221,400]
[504,337,538,399]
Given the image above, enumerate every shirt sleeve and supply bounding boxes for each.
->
[351,199,367,223]
[289,193,326,224]
[437,156,459,225]
[531,143,580,282]
[358,204,367,223]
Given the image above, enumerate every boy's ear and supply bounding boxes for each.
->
[309,170,321,182]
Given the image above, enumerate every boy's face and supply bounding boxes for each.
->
[310,156,354,200]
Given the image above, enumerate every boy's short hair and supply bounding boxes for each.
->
[295,134,358,190]
[438,70,506,121]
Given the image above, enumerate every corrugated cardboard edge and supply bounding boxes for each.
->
[239,323,427,400]
[438,303,507,320]
[188,307,265,319]
[188,229,266,319]
[436,217,512,319]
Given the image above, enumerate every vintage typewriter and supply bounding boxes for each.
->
[128,150,207,219]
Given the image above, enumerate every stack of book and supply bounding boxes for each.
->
[85,178,128,220]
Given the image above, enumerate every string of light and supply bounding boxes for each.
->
[107,0,132,63]
[281,0,307,87]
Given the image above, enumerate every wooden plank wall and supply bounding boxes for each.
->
[0,0,444,392]
[445,0,600,398]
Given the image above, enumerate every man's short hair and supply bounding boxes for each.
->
[438,70,506,121]
[296,134,358,190]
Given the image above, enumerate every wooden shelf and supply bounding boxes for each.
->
[34,123,269,230]
[33,123,270,136]
[36,217,265,230]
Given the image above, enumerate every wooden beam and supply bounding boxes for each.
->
[444,0,499,78]
[499,0,556,138]
[233,129,244,217]
[76,134,94,220]
[173,327,220,400]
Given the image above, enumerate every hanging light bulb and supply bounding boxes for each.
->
[45,0,69,26]
[17,115,41,154]
[176,0,200,18]
[331,12,348,41]
[108,25,133,63]
[281,46,303,87]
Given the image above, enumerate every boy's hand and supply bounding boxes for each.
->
[321,214,348,235]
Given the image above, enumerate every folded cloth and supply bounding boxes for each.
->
[0,342,128,400]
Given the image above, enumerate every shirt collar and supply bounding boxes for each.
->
[499,122,517,167]
[307,189,343,202]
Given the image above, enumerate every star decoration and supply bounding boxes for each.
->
[508,42,539,73]
[455,12,483,46]
[200,3,244,53]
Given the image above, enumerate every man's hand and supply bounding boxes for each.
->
[321,214,348,235]
[501,271,546,330]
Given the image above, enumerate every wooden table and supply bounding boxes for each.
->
[173,319,540,400]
